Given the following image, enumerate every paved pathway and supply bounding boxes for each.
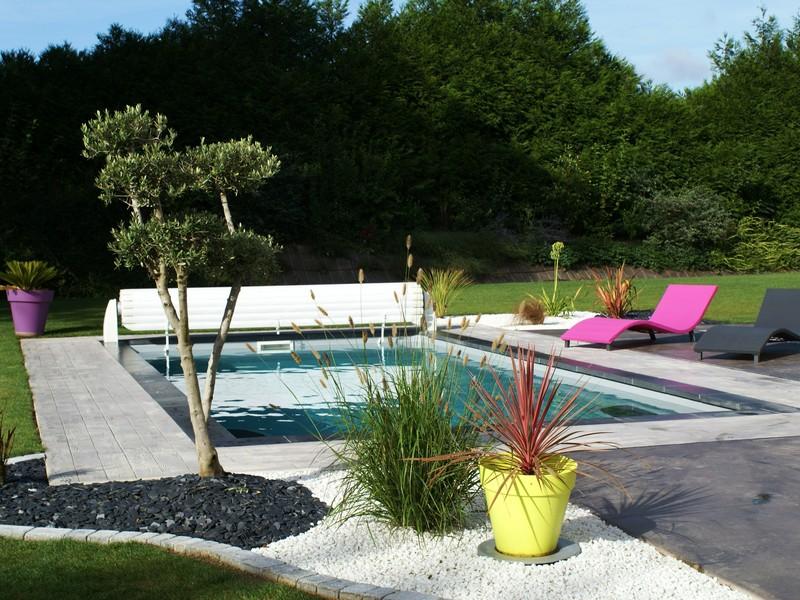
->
[22,337,197,484]
[575,437,800,600]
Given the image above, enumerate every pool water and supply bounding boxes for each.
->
[133,337,722,441]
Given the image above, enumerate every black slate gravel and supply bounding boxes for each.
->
[0,459,327,549]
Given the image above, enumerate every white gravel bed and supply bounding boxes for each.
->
[439,311,597,332]
[253,469,752,600]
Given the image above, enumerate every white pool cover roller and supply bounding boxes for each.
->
[104,282,426,342]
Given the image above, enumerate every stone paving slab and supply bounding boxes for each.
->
[22,337,197,484]
[436,325,800,451]
[575,436,800,600]
[454,324,800,408]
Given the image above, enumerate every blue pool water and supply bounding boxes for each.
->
[133,337,722,441]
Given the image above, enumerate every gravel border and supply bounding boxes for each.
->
[254,470,755,600]
[0,523,440,600]
[1,459,326,548]
[1,458,439,598]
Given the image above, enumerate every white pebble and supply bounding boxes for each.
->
[252,469,752,600]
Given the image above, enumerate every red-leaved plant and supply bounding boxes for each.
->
[592,264,638,319]
[473,348,597,477]
[422,346,607,486]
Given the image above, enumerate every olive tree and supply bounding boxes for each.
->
[82,105,280,476]
[184,139,280,419]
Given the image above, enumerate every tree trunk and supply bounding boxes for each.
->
[155,266,225,477]
[201,284,241,420]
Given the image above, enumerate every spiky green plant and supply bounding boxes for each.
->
[329,347,481,534]
[418,268,473,317]
[418,347,610,503]
[0,261,59,291]
[0,411,16,485]
[537,241,581,317]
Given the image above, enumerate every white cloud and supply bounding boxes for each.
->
[652,48,710,85]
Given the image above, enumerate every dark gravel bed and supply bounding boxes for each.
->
[1,459,327,549]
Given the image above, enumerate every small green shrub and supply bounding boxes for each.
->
[330,348,480,534]
[722,217,800,272]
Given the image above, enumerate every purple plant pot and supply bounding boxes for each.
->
[5,289,54,337]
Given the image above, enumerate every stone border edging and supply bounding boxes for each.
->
[7,453,46,465]
[0,524,440,600]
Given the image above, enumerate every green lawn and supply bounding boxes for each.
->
[450,272,800,323]
[0,537,315,600]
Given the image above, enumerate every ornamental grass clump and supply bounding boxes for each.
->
[330,348,481,534]
[0,411,16,485]
[516,296,545,324]
[592,264,638,319]
[418,268,473,317]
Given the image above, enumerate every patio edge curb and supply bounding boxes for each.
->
[0,524,443,600]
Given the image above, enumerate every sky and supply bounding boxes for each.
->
[1,1,798,90]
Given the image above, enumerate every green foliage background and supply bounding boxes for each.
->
[2,0,799,289]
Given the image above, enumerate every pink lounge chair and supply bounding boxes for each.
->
[561,284,718,350]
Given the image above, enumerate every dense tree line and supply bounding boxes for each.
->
[1,0,799,291]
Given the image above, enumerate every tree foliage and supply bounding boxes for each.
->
[2,1,800,285]
[84,105,281,477]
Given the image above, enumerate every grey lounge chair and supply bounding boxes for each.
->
[694,288,800,364]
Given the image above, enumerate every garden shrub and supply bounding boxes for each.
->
[721,217,800,272]
[643,187,735,253]
[592,264,638,318]
[561,237,715,271]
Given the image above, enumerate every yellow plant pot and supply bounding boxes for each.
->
[479,454,577,557]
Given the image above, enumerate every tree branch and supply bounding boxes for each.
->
[201,283,241,421]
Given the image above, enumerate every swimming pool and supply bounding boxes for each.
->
[132,336,723,441]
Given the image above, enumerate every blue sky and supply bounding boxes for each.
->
[1,1,798,89]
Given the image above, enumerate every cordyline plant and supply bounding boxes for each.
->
[82,105,281,477]
[592,264,638,319]
[422,346,606,486]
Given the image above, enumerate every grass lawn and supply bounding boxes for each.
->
[450,272,800,323]
[0,537,314,600]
